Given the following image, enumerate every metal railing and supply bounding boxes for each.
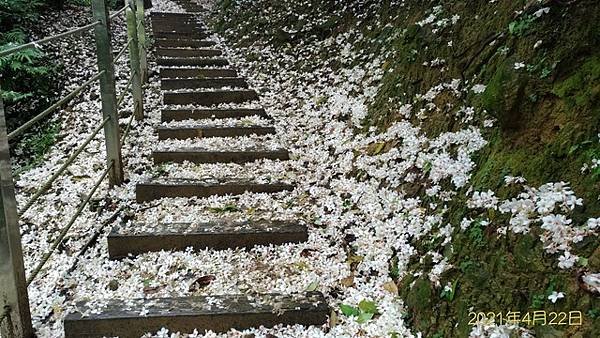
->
[0,0,149,337]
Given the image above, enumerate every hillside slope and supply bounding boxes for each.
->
[212,0,599,337]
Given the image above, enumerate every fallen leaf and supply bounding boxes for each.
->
[383,281,399,295]
[329,309,339,327]
[189,275,216,291]
[300,248,316,257]
[306,280,319,291]
[340,275,354,287]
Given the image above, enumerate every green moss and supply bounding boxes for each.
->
[403,276,434,334]
[213,1,600,337]
[553,56,600,108]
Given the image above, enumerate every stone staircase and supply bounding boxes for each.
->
[63,4,328,338]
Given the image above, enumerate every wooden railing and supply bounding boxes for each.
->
[0,0,148,336]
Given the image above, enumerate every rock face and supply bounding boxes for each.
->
[213,0,600,337]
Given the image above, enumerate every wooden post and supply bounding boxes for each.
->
[0,91,34,338]
[91,0,124,186]
[135,0,148,83]
[126,0,144,120]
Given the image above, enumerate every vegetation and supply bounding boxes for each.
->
[0,0,120,167]
[214,0,600,336]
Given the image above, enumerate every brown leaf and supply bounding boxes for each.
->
[340,275,354,287]
[329,309,339,327]
[143,285,160,294]
[300,248,317,257]
[189,275,216,291]
[383,281,399,295]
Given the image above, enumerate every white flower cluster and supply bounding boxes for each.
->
[486,181,597,269]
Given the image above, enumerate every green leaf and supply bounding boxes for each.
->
[356,311,374,323]
[305,280,319,292]
[339,304,359,317]
[423,161,432,173]
[373,142,386,155]
[358,300,378,314]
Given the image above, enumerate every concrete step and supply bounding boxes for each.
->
[157,126,275,139]
[156,48,222,57]
[157,57,229,67]
[155,39,216,48]
[161,108,270,121]
[136,178,294,202]
[160,68,237,79]
[161,77,247,90]
[152,148,289,164]
[163,90,259,105]
[64,292,328,338]
[107,219,308,258]
[153,31,210,39]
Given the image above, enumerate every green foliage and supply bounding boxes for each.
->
[13,121,60,174]
[389,255,400,279]
[0,0,44,26]
[508,15,535,36]
[0,29,51,104]
[209,203,241,213]
[339,304,360,317]
[339,299,379,324]
[0,0,63,139]
[466,220,486,248]
[440,280,458,302]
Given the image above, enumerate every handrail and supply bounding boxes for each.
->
[116,74,134,107]
[0,20,101,58]
[8,71,105,140]
[18,117,110,216]
[0,306,8,324]
[26,160,114,286]
[114,38,132,62]
[0,0,149,333]
[120,113,136,145]
[109,6,127,20]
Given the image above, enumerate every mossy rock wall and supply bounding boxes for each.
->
[214,0,600,336]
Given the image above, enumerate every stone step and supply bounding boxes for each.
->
[153,31,210,39]
[155,39,216,48]
[107,220,308,258]
[161,77,247,90]
[64,292,328,338]
[161,108,270,121]
[156,48,222,57]
[160,68,237,79]
[152,149,289,164]
[157,126,275,139]
[157,57,229,67]
[163,90,259,105]
[136,178,294,202]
